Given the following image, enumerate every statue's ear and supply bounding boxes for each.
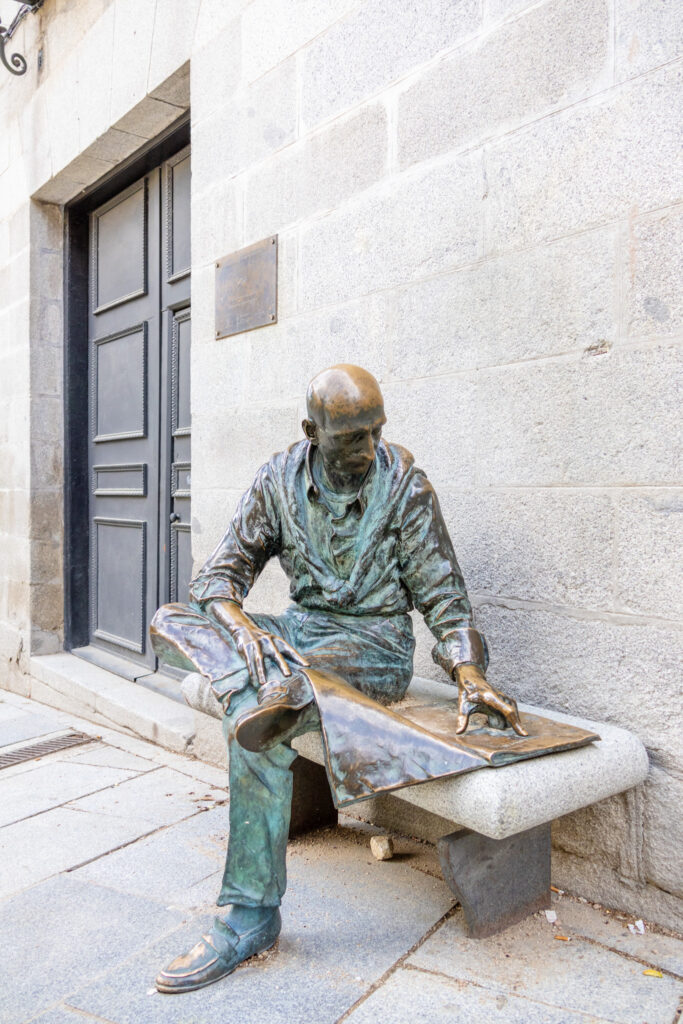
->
[302,418,318,443]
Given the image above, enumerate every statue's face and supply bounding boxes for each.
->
[309,394,386,485]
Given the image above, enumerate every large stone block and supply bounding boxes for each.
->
[301,0,480,129]
[109,0,158,127]
[485,62,682,253]
[39,0,111,72]
[193,0,251,50]
[474,602,682,769]
[30,436,62,490]
[244,102,388,241]
[18,93,52,199]
[112,96,184,142]
[192,58,297,188]
[614,491,683,618]
[643,766,683,897]
[437,488,613,610]
[76,4,116,151]
[188,260,217,351]
[246,292,390,405]
[31,397,63,446]
[624,206,683,339]
[476,345,681,486]
[616,0,683,82]
[44,56,82,176]
[399,0,610,169]
[0,491,29,540]
[388,226,617,378]
[241,0,355,83]
[300,151,483,310]
[191,176,243,267]
[30,581,64,635]
[277,230,298,320]
[381,373,478,491]
[190,487,246,567]
[190,17,242,125]
[193,400,301,493]
[191,332,250,430]
[552,789,640,879]
[147,0,199,96]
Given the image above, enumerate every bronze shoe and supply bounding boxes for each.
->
[234,671,314,752]
[156,906,281,994]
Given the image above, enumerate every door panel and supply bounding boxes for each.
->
[92,517,147,653]
[87,149,190,672]
[91,179,148,313]
[92,323,148,441]
[165,149,191,283]
[168,308,192,603]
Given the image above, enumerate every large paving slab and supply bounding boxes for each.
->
[409,908,683,1024]
[0,764,225,900]
[68,764,227,830]
[64,741,157,773]
[0,704,70,747]
[0,803,165,899]
[74,804,230,905]
[0,874,185,1024]
[550,894,683,978]
[0,757,153,827]
[343,966,613,1024]
[66,827,454,1024]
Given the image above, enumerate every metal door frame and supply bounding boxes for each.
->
[63,117,190,657]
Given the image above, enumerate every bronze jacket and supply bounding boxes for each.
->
[190,439,487,674]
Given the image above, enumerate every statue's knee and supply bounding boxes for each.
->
[150,602,190,636]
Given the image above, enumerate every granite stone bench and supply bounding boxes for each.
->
[290,675,649,938]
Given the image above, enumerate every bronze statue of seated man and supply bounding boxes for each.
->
[150,364,524,994]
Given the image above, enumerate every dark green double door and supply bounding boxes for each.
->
[86,148,191,673]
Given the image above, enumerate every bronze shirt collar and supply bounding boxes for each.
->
[304,442,375,516]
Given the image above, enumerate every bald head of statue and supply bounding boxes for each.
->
[303,365,386,492]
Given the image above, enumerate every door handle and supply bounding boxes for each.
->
[169,512,180,523]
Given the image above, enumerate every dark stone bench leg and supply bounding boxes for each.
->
[289,756,338,837]
[437,822,551,938]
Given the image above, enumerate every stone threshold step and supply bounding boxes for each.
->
[25,652,225,766]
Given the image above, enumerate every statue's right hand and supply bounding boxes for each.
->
[208,600,308,688]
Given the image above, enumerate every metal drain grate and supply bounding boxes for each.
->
[0,731,97,769]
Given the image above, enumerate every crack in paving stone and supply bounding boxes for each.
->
[333,902,459,1024]
[0,767,163,830]
[570,931,683,981]
[64,805,227,876]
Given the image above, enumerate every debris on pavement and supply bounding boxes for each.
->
[370,835,394,860]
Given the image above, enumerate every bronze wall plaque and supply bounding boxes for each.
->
[215,235,277,339]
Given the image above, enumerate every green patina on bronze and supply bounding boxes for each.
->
[149,365,546,994]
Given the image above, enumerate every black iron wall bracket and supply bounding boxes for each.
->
[0,0,44,77]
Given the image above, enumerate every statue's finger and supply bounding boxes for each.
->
[509,713,529,737]
[265,637,291,676]
[275,637,310,667]
[454,696,475,734]
[246,644,267,688]
[454,711,470,734]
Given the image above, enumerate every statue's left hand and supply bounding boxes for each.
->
[453,664,528,736]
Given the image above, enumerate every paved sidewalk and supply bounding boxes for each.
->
[0,689,681,1024]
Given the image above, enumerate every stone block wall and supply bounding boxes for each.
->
[189,0,682,929]
[0,0,680,928]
